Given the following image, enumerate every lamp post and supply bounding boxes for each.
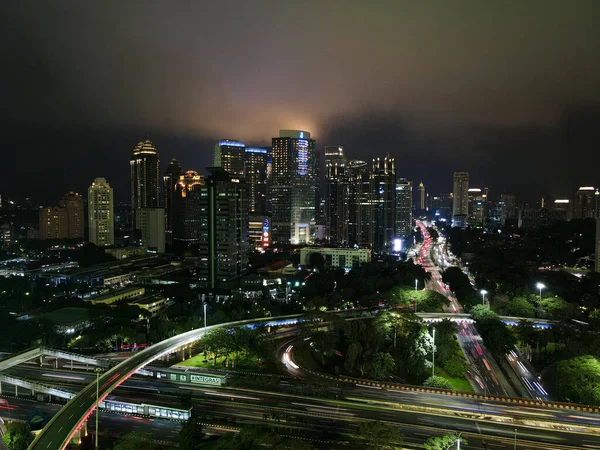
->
[480,289,488,306]
[415,278,418,292]
[432,327,436,376]
[536,283,545,303]
[94,368,102,449]
[514,428,517,449]
[203,302,207,333]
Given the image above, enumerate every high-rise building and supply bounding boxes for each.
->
[244,147,268,215]
[552,199,572,222]
[88,177,114,246]
[468,188,486,227]
[372,156,396,254]
[486,201,506,231]
[325,146,348,245]
[574,186,596,219]
[39,206,67,240]
[499,194,517,219]
[395,179,413,237]
[214,140,245,177]
[198,167,248,290]
[60,192,84,239]
[130,140,160,234]
[163,158,183,243]
[270,130,317,244]
[431,193,453,220]
[172,170,205,243]
[452,172,469,226]
[419,182,425,211]
[347,160,373,249]
[136,208,165,253]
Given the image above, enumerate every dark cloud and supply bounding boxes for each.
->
[1,1,600,203]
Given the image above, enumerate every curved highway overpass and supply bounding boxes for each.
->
[28,314,301,450]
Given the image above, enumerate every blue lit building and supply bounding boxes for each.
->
[270,130,317,244]
[214,140,246,177]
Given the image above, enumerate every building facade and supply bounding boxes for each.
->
[325,146,348,245]
[269,130,317,244]
[299,247,371,270]
[60,192,85,239]
[347,160,373,249]
[372,156,396,254]
[163,158,183,243]
[244,147,268,215]
[395,179,412,237]
[39,206,67,240]
[418,181,425,211]
[136,208,165,253]
[172,170,205,243]
[574,186,596,219]
[88,177,114,246]
[452,172,469,227]
[198,167,248,290]
[130,140,160,234]
[214,140,246,177]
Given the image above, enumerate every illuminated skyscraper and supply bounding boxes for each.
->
[347,160,373,249]
[198,168,248,290]
[39,206,67,240]
[468,188,486,227]
[395,179,412,237]
[130,140,160,234]
[244,147,268,215]
[452,172,469,227]
[500,193,517,220]
[163,158,183,242]
[88,177,114,246]
[595,190,600,272]
[214,140,245,177]
[574,186,596,219]
[325,146,348,245]
[270,130,317,244]
[419,181,425,211]
[372,156,396,254]
[552,199,572,222]
[172,170,205,243]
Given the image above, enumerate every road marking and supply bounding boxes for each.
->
[58,427,63,433]
[69,414,74,419]
[46,442,53,448]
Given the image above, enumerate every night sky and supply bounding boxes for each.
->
[1,1,600,204]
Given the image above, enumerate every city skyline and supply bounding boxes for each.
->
[2,2,600,203]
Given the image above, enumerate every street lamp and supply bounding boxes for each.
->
[203,302,207,333]
[94,367,102,449]
[432,328,436,376]
[415,278,418,292]
[480,289,488,306]
[536,283,545,303]
[514,428,517,449]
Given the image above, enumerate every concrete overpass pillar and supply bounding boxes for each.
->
[189,346,192,359]
[181,348,186,361]
[39,355,43,367]
[70,420,88,445]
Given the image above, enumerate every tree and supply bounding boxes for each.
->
[307,251,326,273]
[179,416,204,450]
[352,420,404,449]
[423,375,453,390]
[504,297,535,317]
[408,327,434,382]
[2,426,34,450]
[556,355,600,405]
[369,352,395,380]
[424,433,468,450]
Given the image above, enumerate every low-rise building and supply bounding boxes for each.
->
[299,247,371,270]
[86,286,145,305]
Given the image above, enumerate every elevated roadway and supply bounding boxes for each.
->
[28,314,301,450]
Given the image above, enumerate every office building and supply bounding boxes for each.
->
[419,181,426,211]
[214,140,245,177]
[198,167,248,290]
[347,160,373,249]
[372,156,396,254]
[130,140,160,234]
[88,177,114,246]
[163,158,183,242]
[270,130,317,244]
[299,247,371,270]
[552,199,572,222]
[395,179,412,237]
[486,201,506,231]
[452,172,469,226]
[431,193,453,220]
[136,208,165,253]
[244,147,268,215]
[574,186,596,219]
[499,194,517,220]
[468,188,486,227]
[172,170,204,243]
[249,216,270,250]
[60,192,84,239]
[325,146,348,245]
